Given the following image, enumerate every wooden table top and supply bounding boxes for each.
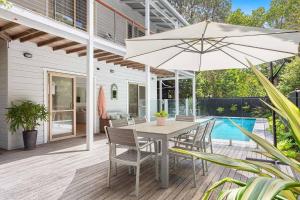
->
[121,120,199,135]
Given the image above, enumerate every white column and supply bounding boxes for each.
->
[164,99,169,114]
[86,0,94,150]
[185,98,189,116]
[175,70,179,115]
[159,80,163,111]
[192,72,196,116]
[145,0,151,121]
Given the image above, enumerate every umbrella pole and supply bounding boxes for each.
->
[269,62,277,148]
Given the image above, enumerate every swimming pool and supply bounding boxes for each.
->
[211,117,256,141]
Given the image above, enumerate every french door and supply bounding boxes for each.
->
[128,83,146,118]
[49,72,76,141]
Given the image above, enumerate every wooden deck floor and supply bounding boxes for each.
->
[0,135,294,200]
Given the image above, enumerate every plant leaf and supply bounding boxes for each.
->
[230,119,300,173]
[240,177,300,200]
[248,61,300,147]
[202,177,246,200]
[169,148,262,174]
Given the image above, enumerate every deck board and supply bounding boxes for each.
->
[0,135,296,200]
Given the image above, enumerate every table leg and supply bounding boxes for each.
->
[160,138,169,188]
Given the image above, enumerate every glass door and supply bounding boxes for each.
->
[128,83,146,118]
[138,86,146,117]
[49,72,76,141]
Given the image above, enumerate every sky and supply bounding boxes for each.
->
[232,0,271,14]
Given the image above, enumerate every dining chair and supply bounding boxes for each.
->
[104,126,158,197]
[201,118,216,172]
[109,118,129,128]
[169,122,208,187]
[174,115,196,142]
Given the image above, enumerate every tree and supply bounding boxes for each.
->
[266,0,300,29]
[168,0,232,23]
[196,69,266,97]
[278,57,300,95]
[226,8,266,27]
[0,0,10,7]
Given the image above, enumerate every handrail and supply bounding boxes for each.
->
[95,0,146,31]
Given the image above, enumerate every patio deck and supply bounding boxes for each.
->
[0,135,295,200]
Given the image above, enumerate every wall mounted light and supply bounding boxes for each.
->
[23,52,32,58]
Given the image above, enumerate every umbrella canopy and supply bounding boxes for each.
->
[125,21,300,71]
[98,86,107,119]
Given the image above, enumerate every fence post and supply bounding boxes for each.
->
[185,98,189,116]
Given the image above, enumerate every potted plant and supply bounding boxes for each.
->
[155,110,168,126]
[216,107,225,115]
[6,100,48,150]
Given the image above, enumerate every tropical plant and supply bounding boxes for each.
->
[230,104,238,113]
[155,110,168,118]
[170,61,300,199]
[216,107,225,114]
[6,100,48,133]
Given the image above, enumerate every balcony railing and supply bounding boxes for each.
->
[9,0,147,46]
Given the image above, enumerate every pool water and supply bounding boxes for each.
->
[211,118,256,141]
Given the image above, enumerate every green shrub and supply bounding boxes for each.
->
[230,104,238,113]
[241,103,251,113]
[216,107,225,114]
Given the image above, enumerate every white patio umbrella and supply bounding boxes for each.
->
[125,21,300,71]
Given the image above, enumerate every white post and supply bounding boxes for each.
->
[185,98,189,116]
[164,99,169,114]
[192,72,196,116]
[86,0,94,150]
[145,0,151,121]
[175,70,179,115]
[159,80,163,111]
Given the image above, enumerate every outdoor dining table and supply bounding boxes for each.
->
[121,120,199,188]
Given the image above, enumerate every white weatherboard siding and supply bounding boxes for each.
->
[0,40,8,149]
[5,40,157,150]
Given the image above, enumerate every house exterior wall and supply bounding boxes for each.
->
[0,40,8,149]
[4,40,157,150]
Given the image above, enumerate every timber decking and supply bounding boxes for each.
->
[0,135,295,200]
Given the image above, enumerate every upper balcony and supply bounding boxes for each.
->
[8,0,188,46]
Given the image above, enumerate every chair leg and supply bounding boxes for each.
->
[114,163,118,176]
[135,165,140,198]
[201,159,205,176]
[192,157,197,187]
[107,160,111,187]
[210,144,213,154]
[155,141,159,181]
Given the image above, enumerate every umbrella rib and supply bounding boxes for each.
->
[206,40,249,68]
[155,40,200,69]
[180,39,202,53]
[203,37,227,53]
[208,39,297,55]
[222,45,267,63]
[126,39,199,60]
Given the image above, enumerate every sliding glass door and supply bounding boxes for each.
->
[49,72,76,141]
[128,83,146,118]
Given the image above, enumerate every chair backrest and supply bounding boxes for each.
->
[105,126,137,147]
[204,118,216,140]
[192,123,208,147]
[175,115,195,122]
[109,118,129,128]
[133,117,147,124]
